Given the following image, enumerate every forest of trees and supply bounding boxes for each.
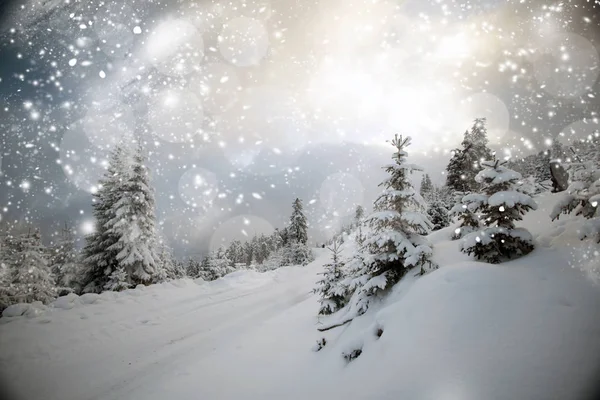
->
[1,119,598,315]
[313,119,600,328]
[0,141,314,312]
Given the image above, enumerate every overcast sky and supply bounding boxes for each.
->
[0,0,599,257]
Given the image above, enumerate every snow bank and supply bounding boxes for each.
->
[0,195,598,400]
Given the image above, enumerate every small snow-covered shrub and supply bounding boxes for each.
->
[342,348,362,363]
[461,160,537,263]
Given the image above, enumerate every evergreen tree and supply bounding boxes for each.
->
[81,145,131,293]
[314,240,346,315]
[420,174,434,203]
[449,191,481,240]
[156,241,183,280]
[460,159,537,263]
[281,242,314,266]
[50,223,81,294]
[243,241,254,267]
[104,267,131,291]
[427,198,451,231]
[7,229,57,305]
[445,141,472,194]
[467,118,494,171]
[344,135,435,316]
[446,119,493,194]
[354,205,365,225]
[551,139,600,242]
[288,198,308,244]
[186,258,201,278]
[106,142,161,285]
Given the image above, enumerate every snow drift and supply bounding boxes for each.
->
[1,193,599,400]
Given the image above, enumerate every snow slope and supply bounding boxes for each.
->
[1,193,600,400]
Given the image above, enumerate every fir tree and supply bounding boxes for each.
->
[551,139,600,242]
[427,198,451,231]
[8,229,57,305]
[81,144,131,293]
[467,118,494,172]
[445,142,471,194]
[449,191,481,239]
[186,258,201,278]
[104,267,131,291]
[106,142,161,285]
[50,223,81,294]
[344,135,435,316]
[288,198,308,244]
[460,159,537,263]
[354,205,365,225]
[314,240,346,315]
[420,174,434,203]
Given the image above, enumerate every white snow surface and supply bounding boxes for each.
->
[1,193,600,400]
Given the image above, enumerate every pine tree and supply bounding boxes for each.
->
[427,198,451,231]
[446,119,493,194]
[314,240,346,315]
[104,267,131,291]
[243,241,254,267]
[288,198,308,244]
[420,174,434,203]
[551,137,600,242]
[81,145,131,293]
[354,205,365,225]
[186,258,201,278]
[445,140,472,194]
[8,229,57,305]
[106,142,161,285]
[467,118,494,172]
[156,241,183,280]
[460,159,537,263]
[449,191,481,239]
[50,223,81,294]
[344,135,435,316]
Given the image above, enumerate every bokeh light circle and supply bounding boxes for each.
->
[148,88,204,143]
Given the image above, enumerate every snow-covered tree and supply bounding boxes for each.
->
[354,205,365,225]
[427,198,451,231]
[81,145,131,293]
[242,241,254,267]
[106,142,161,285]
[49,223,81,294]
[344,135,435,316]
[203,247,235,280]
[281,242,314,266]
[104,267,130,292]
[445,140,472,194]
[186,258,201,278]
[460,160,537,263]
[156,241,184,281]
[551,149,600,242]
[314,240,346,315]
[7,229,57,305]
[449,191,481,239]
[446,119,493,194]
[288,198,308,244]
[420,174,434,203]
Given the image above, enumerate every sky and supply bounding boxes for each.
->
[0,0,599,257]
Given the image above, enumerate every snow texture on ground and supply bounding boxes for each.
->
[1,193,599,400]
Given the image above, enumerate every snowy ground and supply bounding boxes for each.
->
[1,192,600,400]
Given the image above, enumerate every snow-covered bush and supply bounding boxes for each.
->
[104,267,131,292]
[550,158,600,242]
[460,160,537,263]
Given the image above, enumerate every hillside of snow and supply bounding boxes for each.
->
[1,192,599,400]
